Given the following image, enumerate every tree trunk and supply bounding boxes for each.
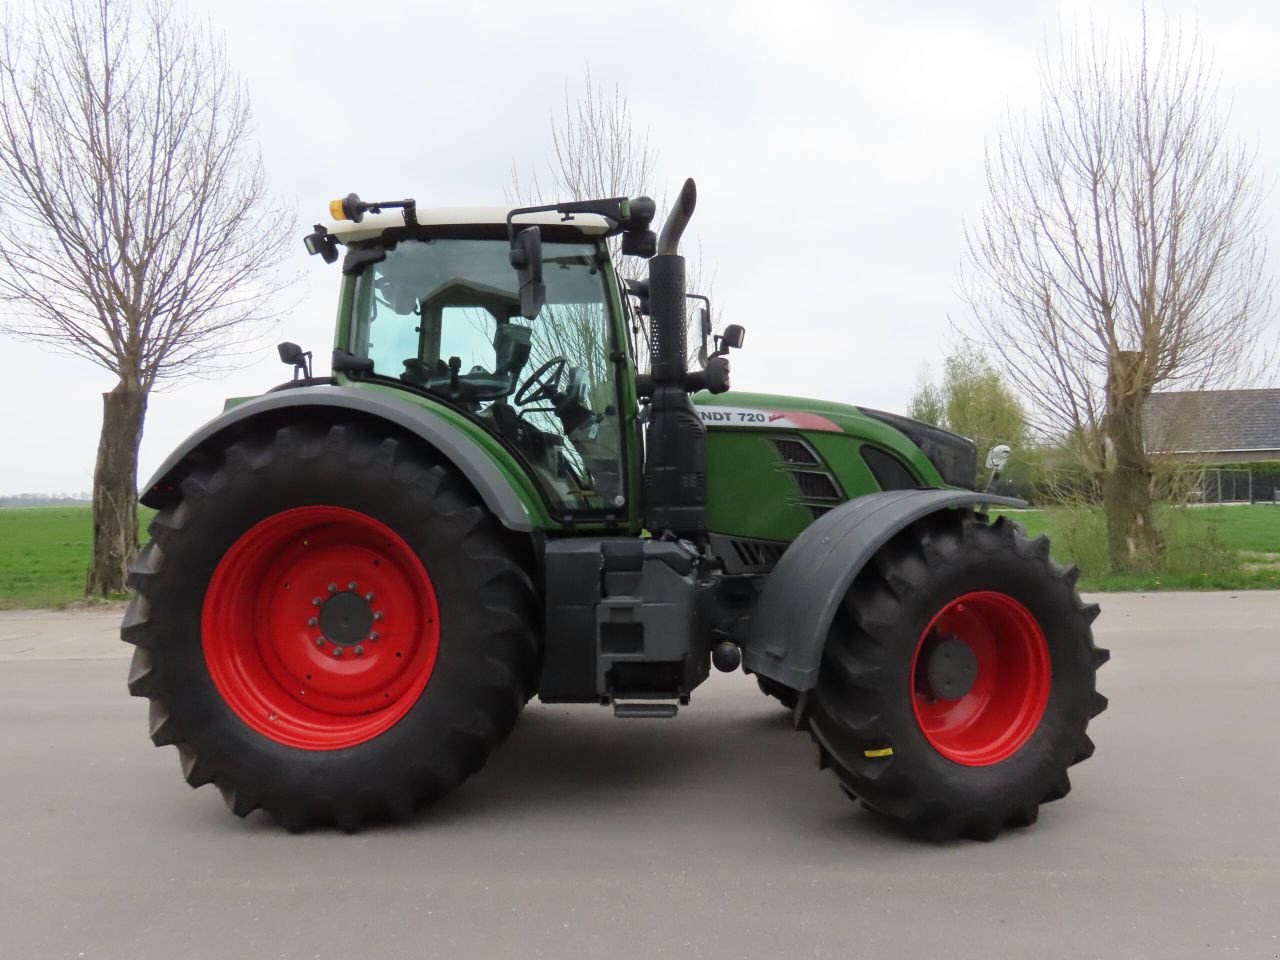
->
[85,381,148,597]
[1102,352,1163,571]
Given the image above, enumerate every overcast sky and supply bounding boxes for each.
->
[3,0,1279,494]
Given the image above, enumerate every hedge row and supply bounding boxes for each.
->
[987,460,1280,506]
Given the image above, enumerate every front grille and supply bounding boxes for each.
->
[769,438,819,465]
[790,470,841,500]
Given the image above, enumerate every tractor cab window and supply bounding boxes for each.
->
[349,238,625,514]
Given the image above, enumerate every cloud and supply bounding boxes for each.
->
[2,0,1277,493]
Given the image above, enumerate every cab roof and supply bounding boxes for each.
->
[326,205,613,243]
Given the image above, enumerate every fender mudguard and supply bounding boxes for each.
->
[139,385,536,532]
[744,489,1026,690]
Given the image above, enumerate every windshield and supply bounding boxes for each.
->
[350,238,625,514]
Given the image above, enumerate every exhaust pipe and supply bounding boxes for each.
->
[649,178,697,384]
[656,178,697,256]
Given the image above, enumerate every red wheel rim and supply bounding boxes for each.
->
[202,506,439,750]
[910,591,1050,766]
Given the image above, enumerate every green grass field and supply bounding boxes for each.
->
[999,504,1280,591]
[0,507,153,610]
[1,503,1278,609]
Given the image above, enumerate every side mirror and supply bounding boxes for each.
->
[688,294,712,366]
[713,323,745,357]
[986,444,1012,471]
[509,226,545,320]
[693,306,710,365]
[277,341,312,380]
[303,224,339,264]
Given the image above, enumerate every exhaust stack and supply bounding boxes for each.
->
[642,178,708,537]
[648,179,697,385]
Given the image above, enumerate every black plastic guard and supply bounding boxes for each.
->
[138,385,534,532]
[744,489,1027,690]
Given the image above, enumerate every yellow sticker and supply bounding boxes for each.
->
[864,747,894,758]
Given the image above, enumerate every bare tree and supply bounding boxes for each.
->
[511,69,718,373]
[511,68,657,284]
[963,11,1272,569]
[0,0,294,595]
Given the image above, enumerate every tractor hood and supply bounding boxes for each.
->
[694,391,977,490]
[695,391,884,434]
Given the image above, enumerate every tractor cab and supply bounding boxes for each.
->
[309,200,651,516]
[347,232,625,512]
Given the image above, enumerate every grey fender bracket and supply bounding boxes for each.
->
[139,385,534,532]
[744,489,1026,691]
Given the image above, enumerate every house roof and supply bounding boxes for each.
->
[1144,389,1280,453]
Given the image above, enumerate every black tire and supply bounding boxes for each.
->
[123,422,538,831]
[755,675,799,709]
[803,511,1108,841]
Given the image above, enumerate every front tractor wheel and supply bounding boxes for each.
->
[804,511,1108,841]
[122,423,537,830]
[756,675,799,709]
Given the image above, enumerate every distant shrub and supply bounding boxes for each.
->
[1039,503,1241,580]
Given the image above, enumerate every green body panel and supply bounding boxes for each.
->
[695,391,946,544]
[339,376,561,529]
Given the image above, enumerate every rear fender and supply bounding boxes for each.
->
[744,489,1026,690]
[140,385,537,532]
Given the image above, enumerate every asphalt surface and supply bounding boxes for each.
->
[1,592,1277,960]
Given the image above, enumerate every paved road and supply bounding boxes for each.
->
[1,593,1278,960]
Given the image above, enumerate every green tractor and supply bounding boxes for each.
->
[123,180,1107,839]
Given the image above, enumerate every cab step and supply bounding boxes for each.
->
[612,701,679,719]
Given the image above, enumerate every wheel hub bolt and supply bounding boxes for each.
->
[369,632,379,642]
[307,617,318,627]
[348,581,358,591]
[333,647,343,657]
[365,592,376,602]
[354,645,365,656]
[373,612,384,621]
[315,637,326,647]
[926,635,978,701]
[312,597,322,607]
[328,583,337,593]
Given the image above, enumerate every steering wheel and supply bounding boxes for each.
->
[514,357,567,406]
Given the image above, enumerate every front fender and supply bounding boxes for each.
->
[140,385,539,532]
[744,489,1026,690]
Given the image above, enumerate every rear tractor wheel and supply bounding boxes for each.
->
[122,422,537,830]
[804,511,1108,840]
